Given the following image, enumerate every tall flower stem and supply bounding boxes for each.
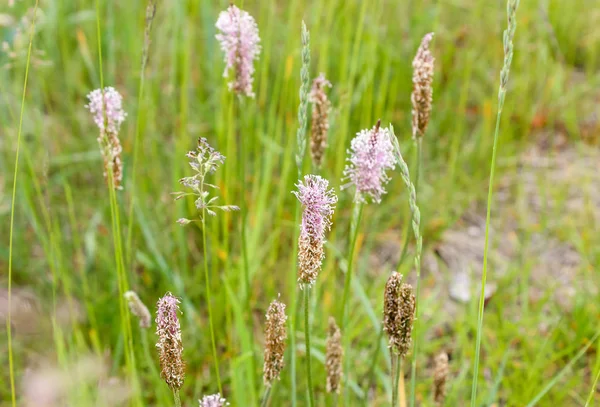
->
[471,2,520,405]
[392,354,402,406]
[202,211,223,394]
[6,3,38,406]
[340,202,364,325]
[340,202,363,404]
[304,288,315,407]
[260,385,273,407]
[173,389,182,407]
[389,126,422,407]
[290,21,311,407]
[94,1,138,402]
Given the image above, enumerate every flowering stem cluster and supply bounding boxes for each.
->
[173,138,239,225]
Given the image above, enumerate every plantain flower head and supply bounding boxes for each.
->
[155,292,185,390]
[293,175,337,287]
[215,5,261,98]
[343,120,396,204]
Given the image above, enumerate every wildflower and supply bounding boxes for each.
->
[325,317,343,394]
[383,272,415,357]
[293,175,337,287]
[433,352,449,406]
[411,33,435,140]
[85,87,127,189]
[343,120,396,203]
[173,138,239,223]
[263,298,287,386]
[199,393,229,407]
[309,73,332,167]
[215,5,261,98]
[124,291,151,329]
[156,293,184,390]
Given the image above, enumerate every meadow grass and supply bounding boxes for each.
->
[1,0,600,406]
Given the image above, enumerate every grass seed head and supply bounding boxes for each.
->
[263,298,287,386]
[155,292,185,390]
[383,272,416,357]
[325,317,343,394]
[411,33,435,140]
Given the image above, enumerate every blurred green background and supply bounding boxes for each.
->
[1,0,599,405]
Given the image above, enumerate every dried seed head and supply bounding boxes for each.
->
[263,298,287,386]
[155,292,185,390]
[293,175,337,287]
[124,291,151,329]
[343,121,396,204]
[433,352,449,406]
[383,273,415,357]
[309,73,332,167]
[199,393,229,407]
[325,317,343,394]
[215,5,261,98]
[411,33,435,140]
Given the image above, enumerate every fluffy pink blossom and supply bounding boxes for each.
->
[215,5,261,98]
[293,175,338,242]
[199,393,229,407]
[85,87,127,134]
[343,121,396,204]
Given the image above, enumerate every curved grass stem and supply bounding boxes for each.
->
[6,3,39,406]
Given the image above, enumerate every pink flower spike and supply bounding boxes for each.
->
[85,87,127,134]
[215,5,261,98]
[343,120,396,204]
[293,175,338,242]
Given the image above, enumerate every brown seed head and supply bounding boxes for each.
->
[383,272,416,357]
[411,32,435,140]
[433,352,449,406]
[309,73,332,167]
[98,131,123,189]
[263,298,287,386]
[155,292,185,390]
[124,291,151,329]
[297,233,324,288]
[325,317,343,394]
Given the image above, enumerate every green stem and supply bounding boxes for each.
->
[340,202,364,325]
[260,385,273,407]
[173,389,181,407]
[304,288,315,407]
[202,214,223,394]
[340,201,363,405]
[397,141,421,267]
[6,3,39,406]
[392,354,401,406]
[126,0,157,266]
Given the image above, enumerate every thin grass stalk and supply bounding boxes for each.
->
[94,0,139,400]
[126,0,157,265]
[6,3,39,406]
[304,288,315,407]
[471,1,520,405]
[397,142,421,266]
[202,211,223,394]
[586,351,600,406]
[290,21,311,407]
